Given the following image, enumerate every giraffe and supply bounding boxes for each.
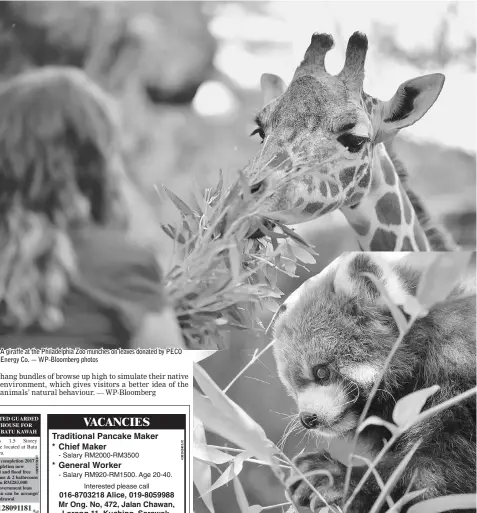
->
[246,31,457,251]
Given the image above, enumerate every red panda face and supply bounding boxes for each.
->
[293,363,379,438]
[273,297,387,439]
[273,293,391,438]
[272,253,417,439]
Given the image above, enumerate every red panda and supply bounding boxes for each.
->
[272,252,476,512]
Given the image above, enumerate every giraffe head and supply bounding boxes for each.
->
[247,32,444,226]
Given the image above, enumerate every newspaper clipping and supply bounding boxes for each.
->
[0,2,476,513]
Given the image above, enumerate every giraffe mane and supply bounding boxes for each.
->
[384,140,458,250]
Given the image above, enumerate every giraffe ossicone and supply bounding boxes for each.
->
[247,31,455,251]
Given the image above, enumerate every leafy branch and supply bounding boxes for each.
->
[159,153,344,348]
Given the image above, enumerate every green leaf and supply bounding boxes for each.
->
[191,351,217,363]
[193,389,276,464]
[276,223,312,248]
[408,387,477,430]
[288,243,316,264]
[280,257,297,276]
[262,298,281,313]
[270,235,279,252]
[369,438,422,513]
[407,494,477,513]
[229,245,242,281]
[193,415,207,446]
[264,262,278,289]
[384,488,428,512]
[201,451,251,497]
[216,170,224,196]
[161,224,176,240]
[194,444,236,465]
[194,363,251,425]
[163,186,196,217]
[357,416,397,436]
[191,185,205,217]
[193,417,215,513]
[285,469,335,491]
[233,476,250,513]
[392,385,440,427]
[417,253,473,309]
[402,295,428,319]
[161,224,186,244]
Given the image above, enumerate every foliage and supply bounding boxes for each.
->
[193,252,476,513]
[160,155,336,348]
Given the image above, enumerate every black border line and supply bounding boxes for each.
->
[0,414,41,512]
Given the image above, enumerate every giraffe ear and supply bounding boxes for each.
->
[261,73,287,105]
[333,253,410,307]
[375,73,445,143]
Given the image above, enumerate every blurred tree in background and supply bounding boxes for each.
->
[0,1,216,97]
[374,2,476,70]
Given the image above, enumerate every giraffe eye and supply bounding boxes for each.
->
[250,127,265,142]
[313,365,330,383]
[338,134,369,153]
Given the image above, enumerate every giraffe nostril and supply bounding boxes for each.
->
[300,412,320,429]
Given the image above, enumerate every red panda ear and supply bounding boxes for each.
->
[333,253,410,307]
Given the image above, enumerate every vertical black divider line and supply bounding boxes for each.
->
[39,414,42,513]
[46,413,48,513]
[186,407,189,513]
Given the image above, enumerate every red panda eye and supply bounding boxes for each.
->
[313,365,330,382]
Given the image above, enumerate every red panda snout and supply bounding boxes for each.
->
[296,383,359,437]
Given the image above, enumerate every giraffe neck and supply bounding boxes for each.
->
[340,144,431,251]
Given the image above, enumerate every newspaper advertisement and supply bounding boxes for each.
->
[0,414,40,513]
[0,2,476,513]
[0,354,195,513]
